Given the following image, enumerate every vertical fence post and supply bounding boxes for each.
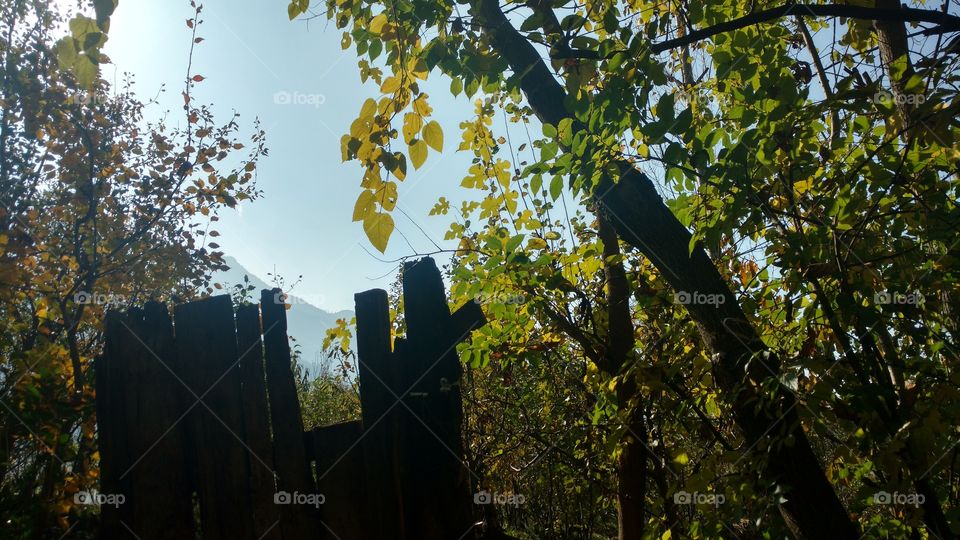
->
[261,289,319,539]
[354,288,404,539]
[236,303,282,539]
[98,303,195,539]
[400,257,485,539]
[174,296,255,539]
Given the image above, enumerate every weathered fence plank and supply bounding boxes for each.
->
[400,257,482,539]
[98,305,195,539]
[260,289,319,539]
[354,288,405,540]
[235,303,282,540]
[174,296,255,539]
[308,420,365,539]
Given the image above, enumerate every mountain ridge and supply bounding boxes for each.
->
[215,256,353,376]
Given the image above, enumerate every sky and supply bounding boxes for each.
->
[95,0,490,312]
[84,0,855,313]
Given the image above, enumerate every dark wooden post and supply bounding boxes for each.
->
[236,303,282,539]
[174,296,255,539]
[354,288,405,539]
[308,420,366,539]
[260,289,320,539]
[400,257,486,539]
[98,303,195,539]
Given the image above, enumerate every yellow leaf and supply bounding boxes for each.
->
[409,139,428,169]
[408,57,429,80]
[380,76,401,94]
[422,120,443,152]
[368,13,388,34]
[673,453,689,465]
[352,190,375,222]
[361,166,384,190]
[412,94,432,116]
[402,112,422,144]
[363,212,394,253]
[359,98,377,119]
[380,181,398,211]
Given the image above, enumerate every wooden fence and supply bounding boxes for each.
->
[95,257,486,539]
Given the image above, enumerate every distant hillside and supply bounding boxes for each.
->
[214,256,354,377]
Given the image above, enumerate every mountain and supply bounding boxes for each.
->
[214,256,354,377]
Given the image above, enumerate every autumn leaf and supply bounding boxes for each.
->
[363,211,394,253]
[409,139,427,169]
[422,120,443,152]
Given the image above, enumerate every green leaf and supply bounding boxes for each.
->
[423,120,443,152]
[93,0,117,27]
[656,92,675,123]
[530,174,543,194]
[519,12,544,32]
[549,176,563,200]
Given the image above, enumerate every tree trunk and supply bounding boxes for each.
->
[616,384,648,540]
[472,1,858,536]
[598,211,647,539]
[874,0,915,129]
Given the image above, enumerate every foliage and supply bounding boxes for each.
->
[0,0,264,536]
[314,0,960,537]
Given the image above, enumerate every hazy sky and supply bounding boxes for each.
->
[98,0,493,311]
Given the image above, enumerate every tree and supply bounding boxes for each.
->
[308,0,960,537]
[0,1,265,536]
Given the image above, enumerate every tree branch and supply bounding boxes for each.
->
[551,3,960,59]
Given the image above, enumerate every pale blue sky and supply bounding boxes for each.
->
[99,0,489,311]
[91,0,855,312]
